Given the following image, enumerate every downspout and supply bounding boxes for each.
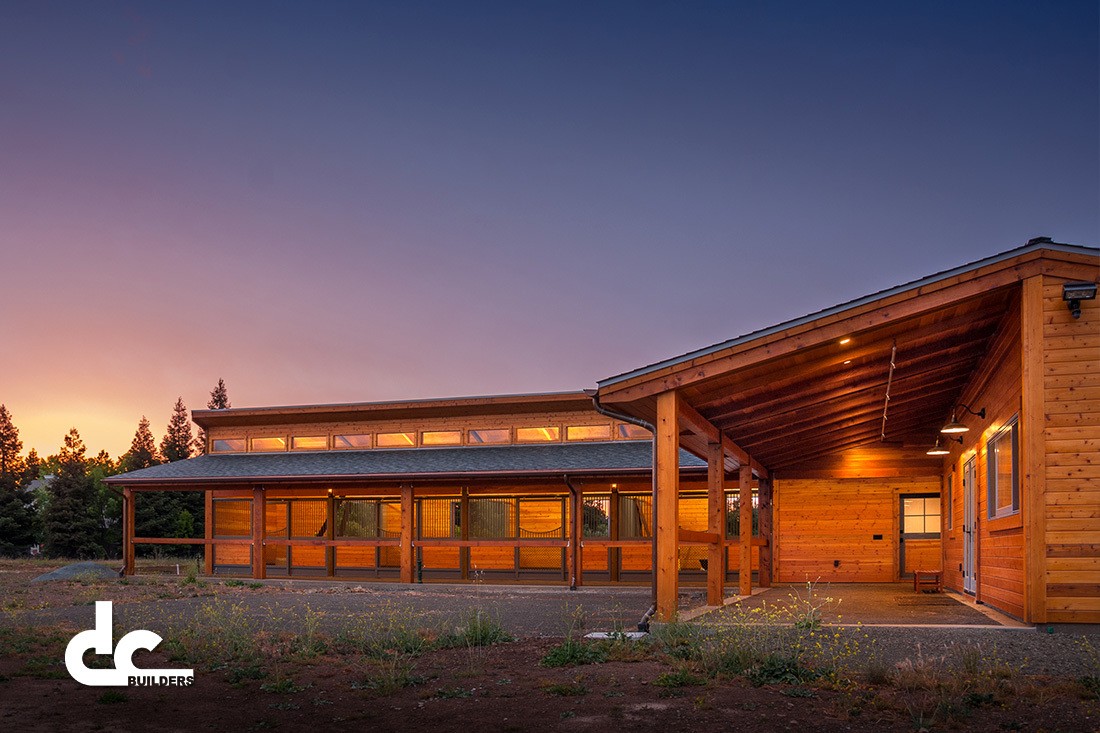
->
[589,390,658,632]
[563,474,579,591]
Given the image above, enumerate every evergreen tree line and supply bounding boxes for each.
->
[0,379,230,559]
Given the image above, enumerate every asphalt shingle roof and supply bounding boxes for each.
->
[106,441,705,485]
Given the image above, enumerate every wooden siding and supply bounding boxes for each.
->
[1042,279,1100,622]
[774,475,939,583]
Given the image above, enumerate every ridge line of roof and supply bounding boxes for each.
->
[597,241,1098,389]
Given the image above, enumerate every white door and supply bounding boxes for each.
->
[962,456,977,594]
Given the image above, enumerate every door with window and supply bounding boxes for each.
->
[899,494,941,576]
[962,457,977,594]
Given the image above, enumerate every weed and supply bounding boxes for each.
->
[226,664,267,684]
[435,686,474,699]
[654,668,705,688]
[746,653,820,686]
[260,678,306,694]
[541,638,608,667]
[440,608,512,648]
[543,681,588,696]
[224,579,246,588]
[248,583,264,590]
[781,686,817,698]
[352,654,424,695]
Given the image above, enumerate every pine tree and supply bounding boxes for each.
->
[119,417,161,473]
[42,429,103,559]
[0,406,35,556]
[196,379,230,456]
[0,404,22,486]
[160,398,194,463]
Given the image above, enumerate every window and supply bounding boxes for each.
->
[333,434,371,449]
[422,430,462,446]
[212,499,251,537]
[516,426,560,442]
[251,437,287,452]
[944,473,953,530]
[987,417,1019,518]
[902,496,941,534]
[291,436,327,451]
[468,428,510,444]
[211,438,246,453]
[376,432,416,448]
[566,424,611,441]
[617,423,650,440]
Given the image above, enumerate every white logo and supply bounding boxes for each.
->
[64,601,194,687]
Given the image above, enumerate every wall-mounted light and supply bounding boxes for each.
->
[940,403,985,434]
[1063,282,1097,319]
[926,435,962,456]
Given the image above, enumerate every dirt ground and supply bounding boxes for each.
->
[1,560,1098,732]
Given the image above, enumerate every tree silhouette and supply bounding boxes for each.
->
[0,406,36,556]
[119,417,161,473]
[196,378,230,456]
[42,429,103,559]
[160,397,194,463]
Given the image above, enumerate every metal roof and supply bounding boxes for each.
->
[105,441,706,485]
[598,240,1098,389]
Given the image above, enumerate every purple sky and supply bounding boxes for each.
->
[1,1,1096,457]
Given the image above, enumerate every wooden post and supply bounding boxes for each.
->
[568,484,583,587]
[739,465,753,596]
[460,487,470,580]
[609,485,620,582]
[1021,275,1047,624]
[757,478,772,587]
[325,491,336,577]
[252,486,266,580]
[204,490,213,576]
[655,390,681,621]
[706,442,725,606]
[123,488,135,575]
[400,484,414,583]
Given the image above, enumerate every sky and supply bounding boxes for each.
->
[1,1,1096,458]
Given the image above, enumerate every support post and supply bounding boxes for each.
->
[739,465,753,597]
[204,490,213,576]
[568,484,583,588]
[706,442,725,606]
[123,488,135,575]
[460,487,470,580]
[655,390,681,621]
[400,484,414,583]
[252,486,266,580]
[609,485,620,582]
[1021,275,1047,623]
[757,478,772,588]
[326,491,336,577]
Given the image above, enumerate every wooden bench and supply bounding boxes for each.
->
[913,569,943,593]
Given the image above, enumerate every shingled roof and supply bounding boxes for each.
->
[106,441,705,485]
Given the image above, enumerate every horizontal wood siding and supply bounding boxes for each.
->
[774,475,939,583]
[1043,279,1100,623]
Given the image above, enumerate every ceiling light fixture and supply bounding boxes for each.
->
[940,403,985,434]
[1063,282,1097,319]
[839,337,851,345]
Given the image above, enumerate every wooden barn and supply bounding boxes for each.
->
[108,239,1098,624]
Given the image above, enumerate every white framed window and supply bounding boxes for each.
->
[987,417,1019,519]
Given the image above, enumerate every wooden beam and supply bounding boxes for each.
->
[460,487,470,580]
[1021,275,1047,624]
[739,464,753,596]
[609,485,620,582]
[706,441,725,606]
[678,528,721,544]
[204,490,213,576]
[656,390,681,621]
[679,398,769,479]
[251,487,266,580]
[325,491,336,577]
[400,484,414,583]
[123,488,135,576]
[570,484,584,587]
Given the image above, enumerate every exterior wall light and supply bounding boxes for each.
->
[926,435,962,456]
[940,403,985,434]
[1063,282,1097,319]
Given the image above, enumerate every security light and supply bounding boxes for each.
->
[1063,282,1097,319]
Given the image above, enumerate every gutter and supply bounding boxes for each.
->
[589,390,657,632]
